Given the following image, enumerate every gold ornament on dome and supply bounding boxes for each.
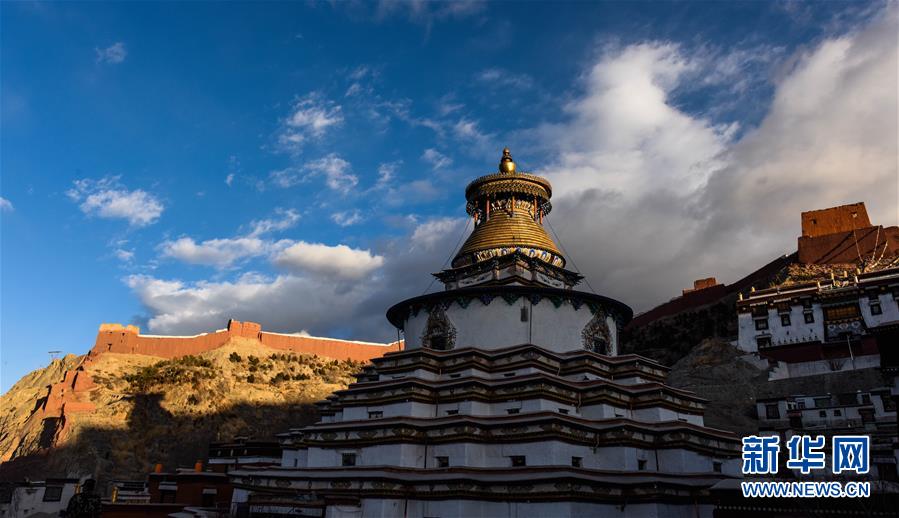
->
[499,147,516,174]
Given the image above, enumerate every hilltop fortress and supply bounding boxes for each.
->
[91,319,403,362]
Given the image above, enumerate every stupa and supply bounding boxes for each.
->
[230,149,741,518]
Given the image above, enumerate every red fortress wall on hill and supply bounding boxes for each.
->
[798,202,899,264]
[90,319,403,362]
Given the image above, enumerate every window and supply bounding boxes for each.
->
[436,456,449,468]
[754,318,769,331]
[814,397,831,408]
[571,457,582,468]
[756,337,772,349]
[558,408,569,415]
[368,411,383,419]
[765,404,780,419]
[201,491,216,508]
[506,408,520,415]
[503,372,516,377]
[510,456,526,467]
[520,307,529,322]
[871,303,882,315]
[449,373,461,379]
[637,459,647,471]
[341,453,357,466]
[861,393,872,405]
[818,410,826,418]
[445,409,459,416]
[824,305,860,320]
[834,409,842,417]
[804,312,815,324]
[780,314,791,326]
[42,486,63,502]
[713,461,723,473]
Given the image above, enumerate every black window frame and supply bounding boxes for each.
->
[42,486,63,502]
[510,456,526,467]
[804,312,815,324]
[780,314,791,326]
[765,404,780,419]
[754,318,769,331]
[341,453,357,467]
[870,303,882,315]
[571,456,583,468]
[435,456,449,468]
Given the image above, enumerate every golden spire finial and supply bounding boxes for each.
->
[499,147,516,174]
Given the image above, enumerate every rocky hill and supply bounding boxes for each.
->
[0,338,362,487]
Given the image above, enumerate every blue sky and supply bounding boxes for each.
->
[2,1,896,391]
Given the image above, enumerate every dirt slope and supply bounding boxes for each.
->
[0,338,361,485]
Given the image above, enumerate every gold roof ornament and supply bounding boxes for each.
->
[452,148,565,268]
[499,147,516,174]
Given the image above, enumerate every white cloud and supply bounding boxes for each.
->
[248,208,301,237]
[95,42,127,64]
[225,173,235,186]
[410,217,467,253]
[374,0,485,24]
[0,197,13,212]
[160,236,270,268]
[535,6,896,310]
[376,160,402,187]
[126,272,377,336]
[421,148,452,169]
[477,68,534,89]
[67,176,164,227]
[305,154,358,194]
[128,217,461,338]
[114,248,135,262]
[278,93,343,152]
[273,242,384,280]
[160,209,300,268]
[331,210,363,227]
[268,167,303,189]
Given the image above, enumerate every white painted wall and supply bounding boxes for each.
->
[737,305,825,353]
[403,301,619,355]
[861,293,899,326]
[301,440,730,474]
[342,498,717,518]
[0,484,78,518]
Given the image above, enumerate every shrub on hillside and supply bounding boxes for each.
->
[123,356,216,393]
[229,352,242,363]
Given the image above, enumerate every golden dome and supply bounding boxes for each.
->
[452,149,565,268]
